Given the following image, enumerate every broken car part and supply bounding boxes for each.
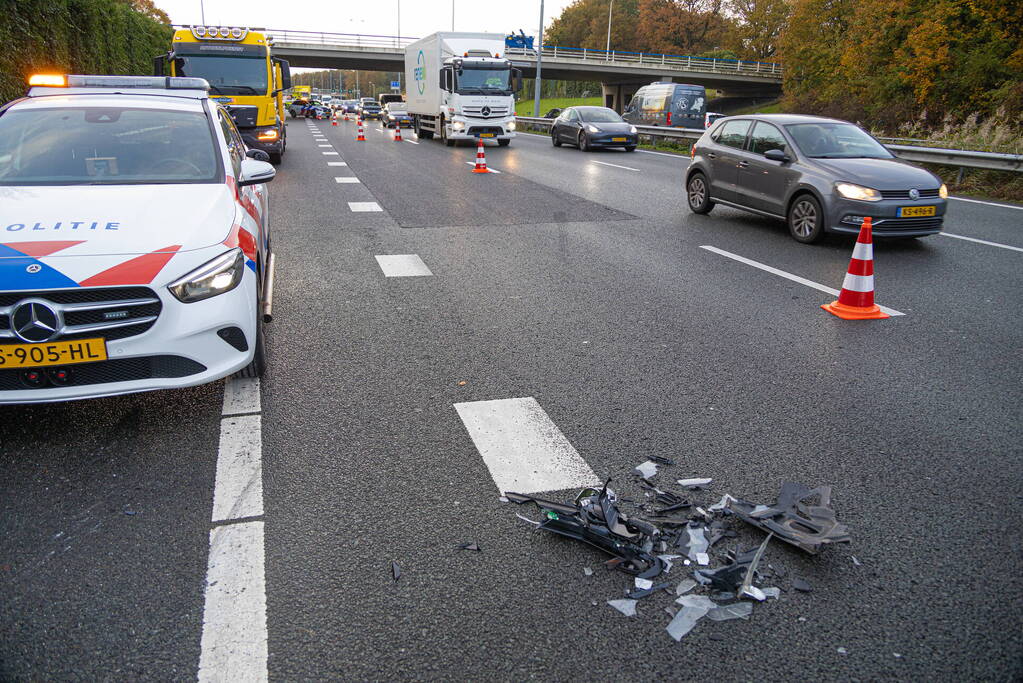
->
[729,482,851,554]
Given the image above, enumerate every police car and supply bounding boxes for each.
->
[0,74,276,403]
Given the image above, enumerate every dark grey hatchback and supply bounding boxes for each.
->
[685,114,948,243]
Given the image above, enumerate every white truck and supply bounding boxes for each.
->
[404,32,521,146]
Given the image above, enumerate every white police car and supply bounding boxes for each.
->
[0,74,277,403]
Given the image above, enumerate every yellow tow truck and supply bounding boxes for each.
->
[155,26,291,163]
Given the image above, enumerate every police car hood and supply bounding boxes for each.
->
[0,184,236,258]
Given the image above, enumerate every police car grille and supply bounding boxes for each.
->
[0,287,162,343]
[0,355,207,391]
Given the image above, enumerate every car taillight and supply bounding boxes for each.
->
[690,145,696,160]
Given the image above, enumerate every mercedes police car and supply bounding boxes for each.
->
[0,74,277,403]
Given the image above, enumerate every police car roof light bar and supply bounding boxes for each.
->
[28,75,210,91]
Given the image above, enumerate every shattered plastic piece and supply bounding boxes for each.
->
[676,594,717,610]
[792,577,812,592]
[738,534,772,601]
[694,507,712,522]
[762,586,781,600]
[499,496,509,503]
[730,482,851,554]
[677,478,713,488]
[675,578,698,595]
[696,552,710,566]
[648,455,676,466]
[515,513,541,526]
[695,547,760,592]
[627,582,670,599]
[708,494,736,512]
[706,601,753,621]
[391,562,401,582]
[851,555,862,566]
[682,525,710,562]
[583,567,594,576]
[635,577,654,590]
[634,461,659,479]
[666,605,709,641]
[837,647,848,655]
[741,586,766,602]
[506,482,664,576]
[607,599,638,616]
[458,542,482,552]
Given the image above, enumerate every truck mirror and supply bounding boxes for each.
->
[153,54,167,77]
[274,58,292,90]
[512,68,522,92]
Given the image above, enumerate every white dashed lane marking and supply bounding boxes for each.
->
[454,397,600,495]
[591,160,640,172]
[375,254,433,277]
[322,152,339,156]
[950,196,1023,211]
[334,177,361,184]
[327,162,348,166]
[198,377,268,681]
[349,202,382,212]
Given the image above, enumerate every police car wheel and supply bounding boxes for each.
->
[235,310,267,378]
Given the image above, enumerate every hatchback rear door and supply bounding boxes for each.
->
[706,119,752,203]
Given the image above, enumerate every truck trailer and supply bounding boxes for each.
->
[404,32,521,146]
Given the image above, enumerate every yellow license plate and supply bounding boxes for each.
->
[899,205,936,217]
[611,137,627,142]
[0,338,107,369]
[479,133,495,138]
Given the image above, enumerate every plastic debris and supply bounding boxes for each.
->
[667,595,716,641]
[730,482,851,554]
[706,601,753,621]
[762,586,781,600]
[738,534,772,601]
[583,567,594,576]
[677,478,713,488]
[792,577,812,592]
[391,561,401,582]
[695,546,761,592]
[708,494,736,512]
[506,482,664,577]
[634,461,659,479]
[607,599,638,616]
[628,582,671,599]
[515,513,541,526]
[837,647,848,655]
[499,496,509,503]
[458,542,482,552]
[681,525,709,562]
[648,455,676,466]
[675,579,698,595]
[851,555,862,566]
[635,577,654,590]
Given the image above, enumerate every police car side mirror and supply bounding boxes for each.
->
[246,149,270,162]
[238,158,276,186]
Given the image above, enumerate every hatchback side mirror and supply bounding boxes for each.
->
[239,158,276,186]
[764,148,790,162]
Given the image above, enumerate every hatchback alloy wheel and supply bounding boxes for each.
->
[686,173,714,214]
[788,195,824,243]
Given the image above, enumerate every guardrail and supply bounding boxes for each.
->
[514,116,1023,172]
[506,46,783,77]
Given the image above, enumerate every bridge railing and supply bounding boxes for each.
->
[264,28,416,49]
[505,45,783,77]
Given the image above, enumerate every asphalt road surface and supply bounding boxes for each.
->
[2,116,1021,681]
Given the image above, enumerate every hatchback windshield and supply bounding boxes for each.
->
[577,108,624,123]
[0,107,219,185]
[173,55,268,96]
[786,122,893,159]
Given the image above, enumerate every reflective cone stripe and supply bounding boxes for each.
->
[472,139,488,173]
[394,125,402,141]
[821,218,888,320]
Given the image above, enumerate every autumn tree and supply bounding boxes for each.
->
[726,0,790,60]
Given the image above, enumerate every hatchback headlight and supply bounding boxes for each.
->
[835,182,881,202]
[629,125,637,133]
[168,248,245,303]
[939,183,948,199]
[586,124,600,133]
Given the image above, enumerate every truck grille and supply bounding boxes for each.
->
[879,189,941,200]
[0,287,162,343]
[463,106,509,119]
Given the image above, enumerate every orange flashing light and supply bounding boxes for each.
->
[257,129,279,141]
[29,74,66,87]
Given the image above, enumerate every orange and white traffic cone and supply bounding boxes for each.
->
[356,118,366,142]
[343,111,349,121]
[821,217,889,320]
[471,138,489,173]
[332,112,338,126]
[393,124,403,142]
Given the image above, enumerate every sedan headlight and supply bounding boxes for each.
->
[939,183,948,199]
[168,248,245,303]
[835,182,881,202]
[629,125,637,133]
[586,124,600,133]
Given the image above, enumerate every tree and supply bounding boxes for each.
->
[726,0,790,60]
[117,0,170,24]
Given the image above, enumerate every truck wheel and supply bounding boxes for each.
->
[442,120,455,147]
[498,139,510,147]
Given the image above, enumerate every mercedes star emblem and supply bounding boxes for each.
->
[11,300,60,343]
[481,106,491,118]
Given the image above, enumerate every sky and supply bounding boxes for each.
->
[154,0,578,40]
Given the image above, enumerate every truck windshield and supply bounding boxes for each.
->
[174,55,268,96]
[0,108,219,185]
[456,67,511,94]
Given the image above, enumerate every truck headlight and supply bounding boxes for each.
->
[507,120,516,131]
[835,182,881,202]
[939,183,948,199]
[452,121,466,132]
[168,248,245,303]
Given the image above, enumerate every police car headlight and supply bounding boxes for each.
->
[168,248,245,303]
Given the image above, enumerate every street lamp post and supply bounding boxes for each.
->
[605,0,613,60]
[533,0,544,117]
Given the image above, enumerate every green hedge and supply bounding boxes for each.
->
[0,0,173,105]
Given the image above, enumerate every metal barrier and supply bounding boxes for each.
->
[515,116,1023,172]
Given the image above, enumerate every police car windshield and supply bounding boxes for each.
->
[174,55,268,95]
[0,107,220,185]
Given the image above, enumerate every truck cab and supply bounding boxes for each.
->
[156,26,291,164]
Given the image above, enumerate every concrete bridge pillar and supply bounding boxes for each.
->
[601,82,647,114]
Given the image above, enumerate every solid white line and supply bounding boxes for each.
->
[349,202,382,212]
[375,254,433,277]
[334,177,361,184]
[211,415,263,522]
[222,377,261,416]
[453,397,600,495]
[950,196,1023,211]
[464,162,501,174]
[637,149,690,160]
[699,245,905,316]
[591,160,640,172]
[198,521,268,682]
[322,152,339,155]
[939,232,1023,252]
[327,162,348,166]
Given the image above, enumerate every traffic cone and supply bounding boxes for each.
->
[393,124,403,142]
[343,111,349,121]
[471,138,489,173]
[821,217,889,320]
[332,112,338,126]
[356,118,366,142]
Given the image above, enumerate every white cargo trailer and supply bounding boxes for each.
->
[405,32,520,146]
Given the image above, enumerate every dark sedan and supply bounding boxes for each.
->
[551,106,638,152]
[685,114,948,243]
